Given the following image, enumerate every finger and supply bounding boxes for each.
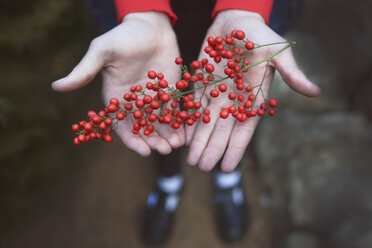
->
[140,130,172,155]
[197,116,236,172]
[221,117,260,172]
[115,119,151,157]
[51,39,105,92]
[220,62,273,172]
[185,91,209,146]
[273,49,321,97]
[156,124,185,149]
[186,102,221,166]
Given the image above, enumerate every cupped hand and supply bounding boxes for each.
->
[52,12,185,156]
[186,10,321,172]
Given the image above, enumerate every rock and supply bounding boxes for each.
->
[256,111,372,248]
[269,31,346,112]
[286,231,320,248]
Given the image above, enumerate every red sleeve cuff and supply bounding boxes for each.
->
[212,0,273,25]
[114,0,177,25]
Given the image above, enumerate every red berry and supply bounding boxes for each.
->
[210,89,219,98]
[224,51,233,59]
[245,86,252,92]
[163,114,173,123]
[150,101,160,109]
[123,93,131,101]
[178,111,189,120]
[139,118,148,127]
[147,124,154,132]
[260,103,268,110]
[244,100,252,108]
[160,93,170,103]
[143,95,152,104]
[228,106,237,113]
[204,46,213,53]
[209,50,218,58]
[73,137,80,145]
[268,109,276,116]
[236,83,244,91]
[78,134,86,143]
[220,110,229,119]
[191,61,201,70]
[183,72,191,80]
[245,41,254,50]
[148,114,157,122]
[116,112,125,120]
[110,98,119,105]
[218,84,227,92]
[238,105,245,113]
[104,135,113,143]
[228,92,236,100]
[157,73,164,79]
[268,99,278,108]
[225,37,233,44]
[104,118,113,125]
[248,110,257,117]
[215,36,223,44]
[99,122,107,130]
[124,103,133,110]
[257,109,265,116]
[72,124,80,132]
[175,57,183,65]
[202,115,210,123]
[92,115,101,124]
[176,80,186,90]
[133,110,143,119]
[131,93,138,101]
[135,99,145,108]
[207,36,214,45]
[148,70,157,79]
[172,122,180,129]
[234,30,245,40]
[158,79,168,88]
[224,68,232,75]
[107,104,118,113]
[205,63,215,73]
[248,94,255,101]
[84,122,93,131]
[87,110,96,118]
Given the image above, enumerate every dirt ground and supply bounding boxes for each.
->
[1,139,272,248]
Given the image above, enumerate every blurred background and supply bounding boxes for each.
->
[0,0,371,247]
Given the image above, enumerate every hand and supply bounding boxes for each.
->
[52,12,185,156]
[186,10,321,172]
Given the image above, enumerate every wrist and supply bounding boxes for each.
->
[214,9,265,26]
[122,11,172,26]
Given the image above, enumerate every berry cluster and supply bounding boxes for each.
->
[72,30,292,145]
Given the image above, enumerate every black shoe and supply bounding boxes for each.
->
[214,184,249,242]
[143,188,180,245]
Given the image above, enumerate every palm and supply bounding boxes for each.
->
[186,10,320,172]
[52,12,185,156]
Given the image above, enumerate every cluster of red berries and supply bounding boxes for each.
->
[72,30,280,145]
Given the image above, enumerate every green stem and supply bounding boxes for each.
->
[251,60,270,110]
[254,41,295,49]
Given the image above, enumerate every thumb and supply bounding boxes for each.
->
[273,48,321,97]
[51,39,105,92]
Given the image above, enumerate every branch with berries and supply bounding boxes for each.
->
[72,30,293,145]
